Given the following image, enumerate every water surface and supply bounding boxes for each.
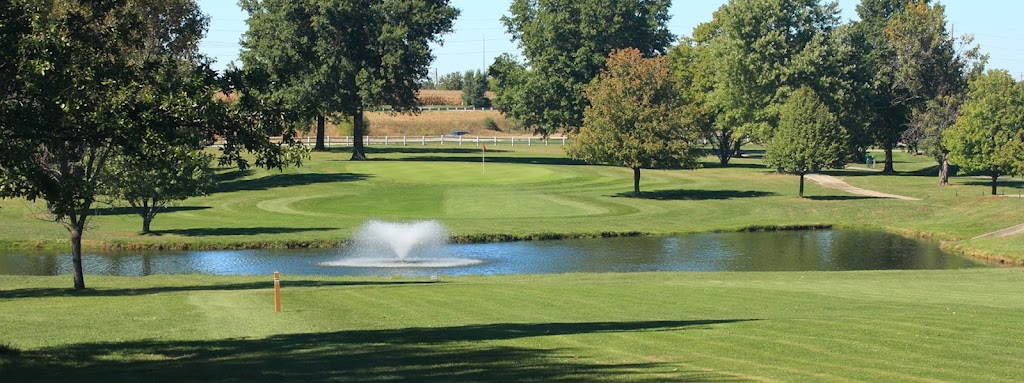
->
[0,230,982,277]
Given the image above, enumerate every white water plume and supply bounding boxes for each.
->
[323,220,481,268]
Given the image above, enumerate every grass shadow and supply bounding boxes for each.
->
[90,206,212,216]
[214,168,256,183]
[699,160,768,170]
[961,179,1024,189]
[826,164,943,177]
[150,227,337,237]
[615,189,776,200]
[216,173,370,193]
[5,320,756,382]
[819,169,885,177]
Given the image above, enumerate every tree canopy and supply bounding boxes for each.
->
[102,147,215,234]
[695,0,854,166]
[565,48,702,196]
[944,70,1024,195]
[0,0,301,289]
[494,0,674,136]
[707,0,842,138]
[764,87,848,198]
[240,0,458,159]
[885,0,985,184]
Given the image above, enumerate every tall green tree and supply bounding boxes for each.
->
[565,48,702,196]
[668,30,723,165]
[765,87,848,198]
[496,0,674,135]
[240,0,458,160]
[885,1,985,185]
[436,71,464,90]
[0,0,300,290]
[944,70,1024,195]
[461,70,490,108]
[851,0,919,174]
[704,0,848,160]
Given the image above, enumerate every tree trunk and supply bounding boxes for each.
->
[991,174,999,195]
[140,199,154,234]
[799,173,805,198]
[70,222,85,290]
[882,145,895,174]
[315,114,326,151]
[938,153,950,186]
[716,134,731,166]
[633,167,641,196]
[351,108,367,160]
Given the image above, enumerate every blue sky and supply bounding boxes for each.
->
[197,0,1024,78]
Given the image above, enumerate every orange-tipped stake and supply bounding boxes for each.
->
[274,271,282,313]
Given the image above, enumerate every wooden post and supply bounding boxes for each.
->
[273,271,281,313]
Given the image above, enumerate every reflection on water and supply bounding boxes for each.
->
[0,230,984,277]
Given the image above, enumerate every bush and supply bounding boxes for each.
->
[483,117,500,131]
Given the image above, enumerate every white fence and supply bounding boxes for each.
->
[300,135,568,147]
[212,135,567,148]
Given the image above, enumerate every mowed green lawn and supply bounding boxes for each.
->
[0,144,1022,261]
[2,146,1024,381]
[1,270,1022,382]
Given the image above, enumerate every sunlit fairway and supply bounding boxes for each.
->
[1,270,1023,382]
[2,145,1024,381]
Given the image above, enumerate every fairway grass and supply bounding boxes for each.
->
[1,270,1022,382]
[0,145,1021,263]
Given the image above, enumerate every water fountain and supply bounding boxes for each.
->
[322,220,482,268]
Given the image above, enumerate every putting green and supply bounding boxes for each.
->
[334,160,572,185]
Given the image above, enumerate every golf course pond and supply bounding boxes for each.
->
[0,229,986,277]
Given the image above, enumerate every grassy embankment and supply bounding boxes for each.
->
[0,143,1021,263]
[1,269,1022,382]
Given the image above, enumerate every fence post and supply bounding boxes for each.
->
[528,137,532,146]
[511,136,514,147]
[459,136,463,145]
[422,136,425,146]
[562,137,566,145]
[327,136,331,147]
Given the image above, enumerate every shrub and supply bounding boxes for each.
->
[483,117,500,131]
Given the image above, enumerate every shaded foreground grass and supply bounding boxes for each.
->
[1,270,1022,382]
